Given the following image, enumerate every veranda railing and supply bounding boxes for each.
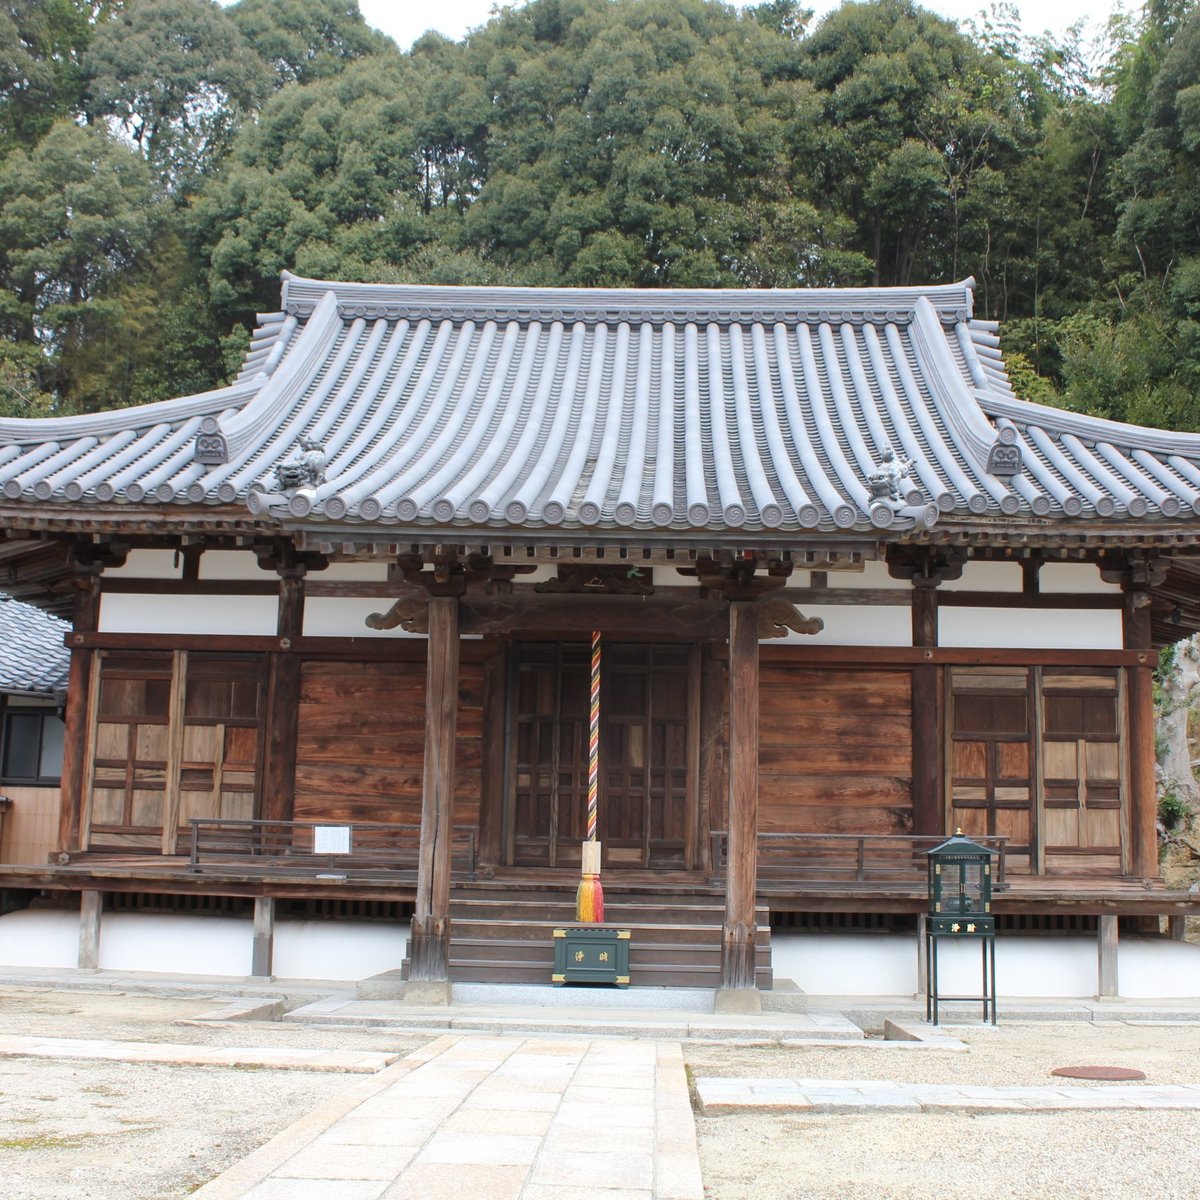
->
[708,832,1009,890]
[187,818,477,879]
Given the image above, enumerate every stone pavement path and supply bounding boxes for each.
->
[696,1075,1200,1115]
[191,1033,704,1200]
[0,1034,398,1073]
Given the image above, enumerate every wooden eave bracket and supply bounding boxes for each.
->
[886,546,967,587]
[252,538,329,578]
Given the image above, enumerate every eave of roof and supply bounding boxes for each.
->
[2,274,1200,544]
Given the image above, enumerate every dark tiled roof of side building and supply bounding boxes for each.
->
[0,595,70,698]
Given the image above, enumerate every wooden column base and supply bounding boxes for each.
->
[78,890,102,971]
[251,896,275,979]
[1097,914,1119,999]
[408,917,451,982]
[719,921,757,992]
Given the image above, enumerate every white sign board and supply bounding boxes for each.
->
[312,825,352,855]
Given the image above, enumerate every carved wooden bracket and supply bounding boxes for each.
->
[689,555,793,601]
[396,550,531,597]
[757,597,824,639]
[534,564,653,595]
[70,539,129,575]
[886,546,967,587]
[253,539,329,578]
[365,594,429,633]
[1099,553,1168,591]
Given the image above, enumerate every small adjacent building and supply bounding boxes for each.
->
[0,596,69,866]
[1,273,1197,996]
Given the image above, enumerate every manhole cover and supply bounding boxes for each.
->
[1050,1065,1146,1081]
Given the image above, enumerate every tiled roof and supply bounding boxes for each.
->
[0,595,69,697]
[3,274,1200,540]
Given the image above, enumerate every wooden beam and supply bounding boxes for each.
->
[78,890,102,970]
[261,575,304,827]
[409,596,459,983]
[1124,589,1159,880]
[721,601,760,993]
[911,584,941,838]
[1097,913,1119,999]
[251,896,275,979]
[57,572,100,855]
[752,645,1150,667]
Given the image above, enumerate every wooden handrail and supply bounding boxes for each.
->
[708,831,1009,890]
[187,818,477,879]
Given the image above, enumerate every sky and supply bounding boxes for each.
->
[356,0,1126,51]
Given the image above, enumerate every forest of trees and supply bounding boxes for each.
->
[0,0,1197,428]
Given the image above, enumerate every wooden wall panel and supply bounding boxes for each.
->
[293,656,485,830]
[756,666,913,836]
[0,786,61,865]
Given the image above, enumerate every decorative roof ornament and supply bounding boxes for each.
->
[986,426,1023,477]
[193,417,228,465]
[867,445,914,506]
[274,438,326,491]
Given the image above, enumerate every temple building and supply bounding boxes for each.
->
[1,274,1198,1000]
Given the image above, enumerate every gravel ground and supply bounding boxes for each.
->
[3,986,1200,1200]
[688,1022,1200,1200]
[0,988,430,1200]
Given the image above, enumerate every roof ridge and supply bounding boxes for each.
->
[278,271,977,323]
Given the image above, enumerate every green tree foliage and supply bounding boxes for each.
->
[228,0,393,87]
[0,1,117,155]
[0,0,1197,427]
[83,0,272,191]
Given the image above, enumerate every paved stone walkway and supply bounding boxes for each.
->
[0,1034,398,1073]
[192,1033,704,1200]
[696,1075,1200,1115]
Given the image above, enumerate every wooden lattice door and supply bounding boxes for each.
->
[947,667,1036,874]
[507,642,694,869]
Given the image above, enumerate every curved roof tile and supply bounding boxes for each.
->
[2,273,1200,540]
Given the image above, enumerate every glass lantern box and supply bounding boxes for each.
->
[927,831,996,936]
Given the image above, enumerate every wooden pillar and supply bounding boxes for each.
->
[1097,913,1119,999]
[911,582,941,838]
[1168,915,1188,941]
[251,896,275,979]
[1123,590,1159,880]
[78,890,102,970]
[408,596,460,986]
[262,573,304,826]
[915,912,928,996]
[57,571,101,854]
[720,601,760,998]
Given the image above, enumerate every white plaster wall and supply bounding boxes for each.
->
[197,551,267,581]
[1119,937,1200,998]
[828,560,905,590]
[99,594,278,636]
[316,562,391,582]
[770,933,1200,999]
[1040,562,1122,594]
[0,908,79,968]
[96,912,251,975]
[103,549,180,580]
[273,920,407,981]
[939,607,1123,650]
[781,603,911,646]
[771,934,916,995]
[303,597,423,638]
[940,561,1022,592]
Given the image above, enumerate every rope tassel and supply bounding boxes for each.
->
[577,630,604,923]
